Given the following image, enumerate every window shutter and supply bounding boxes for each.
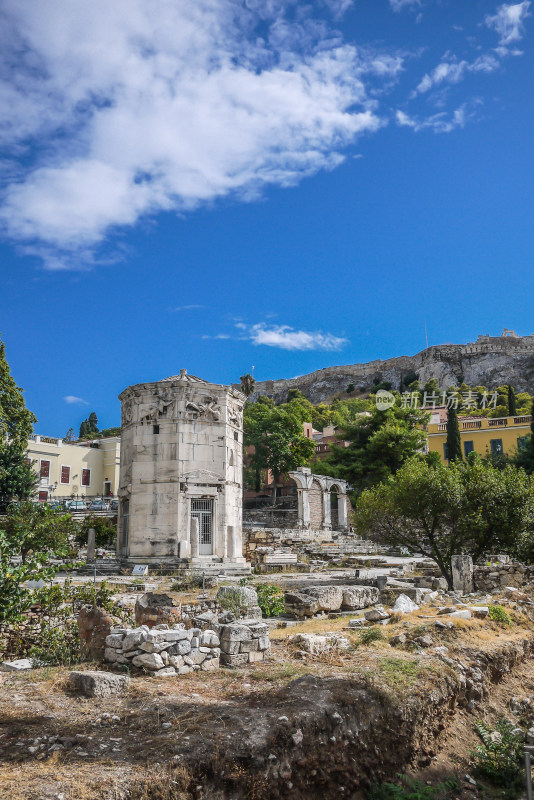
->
[61,466,70,484]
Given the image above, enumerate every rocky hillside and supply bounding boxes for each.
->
[251,330,534,404]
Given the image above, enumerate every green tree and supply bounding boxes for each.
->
[0,334,38,510]
[3,501,77,563]
[239,373,256,397]
[0,334,36,447]
[64,427,75,442]
[244,403,315,504]
[79,419,89,439]
[445,404,462,461]
[0,504,77,623]
[353,456,534,587]
[508,385,517,416]
[514,398,534,473]
[0,445,38,511]
[88,411,98,433]
[317,404,428,498]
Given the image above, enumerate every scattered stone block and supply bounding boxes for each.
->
[341,586,380,610]
[364,606,390,622]
[0,658,33,672]
[284,591,320,618]
[220,653,249,667]
[132,653,165,670]
[304,586,344,612]
[68,671,130,697]
[392,594,420,614]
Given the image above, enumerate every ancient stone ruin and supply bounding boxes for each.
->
[117,369,248,572]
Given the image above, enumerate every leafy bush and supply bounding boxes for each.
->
[256,583,284,617]
[367,774,459,799]
[1,579,132,663]
[470,719,523,789]
[488,605,513,626]
[357,627,384,645]
[76,515,116,548]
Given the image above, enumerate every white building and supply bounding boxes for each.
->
[117,370,248,569]
[25,435,121,502]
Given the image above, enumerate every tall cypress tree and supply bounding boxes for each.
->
[0,333,38,510]
[508,385,517,416]
[446,405,462,462]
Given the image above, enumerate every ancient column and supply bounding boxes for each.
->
[190,517,199,559]
[227,525,236,559]
[338,494,348,529]
[322,487,332,530]
[86,528,96,562]
[451,555,474,594]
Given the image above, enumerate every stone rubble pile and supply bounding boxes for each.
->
[103,618,271,675]
[285,584,379,618]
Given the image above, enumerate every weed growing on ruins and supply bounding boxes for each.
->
[378,658,422,687]
[488,605,513,626]
[255,583,284,617]
[470,719,523,791]
[367,774,460,799]
[357,627,384,645]
[218,587,247,617]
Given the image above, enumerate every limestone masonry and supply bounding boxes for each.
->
[250,329,534,403]
[117,369,247,568]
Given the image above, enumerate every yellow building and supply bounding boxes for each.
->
[25,435,121,502]
[427,413,531,462]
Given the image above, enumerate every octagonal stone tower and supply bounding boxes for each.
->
[117,370,248,570]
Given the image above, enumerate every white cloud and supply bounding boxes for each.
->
[0,0,398,269]
[64,395,89,405]
[248,323,348,351]
[174,304,207,312]
[486,1,531,45]
[415,54,500,95]
[389,0,420,12]
[396,103,474,133]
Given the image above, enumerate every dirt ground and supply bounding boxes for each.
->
[2,590,534,800]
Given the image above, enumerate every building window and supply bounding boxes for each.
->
[490,439,503,455]
[40,460,50,479]
[234,431,239,441]
[81,468,91,487]
[60,465,70,484]
[443,443,449,460]
[518,436,529,450]
[153,424,159,434]
[464,441,474,456]
[38,490,48,503]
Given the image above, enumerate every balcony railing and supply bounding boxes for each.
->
[488,418,508,427]
[462,420,482,430]
[514,415,532,424]
[437,423,447,431]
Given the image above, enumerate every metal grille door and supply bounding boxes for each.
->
[191,499,214,555]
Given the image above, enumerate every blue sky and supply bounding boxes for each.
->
[0,0,533,436]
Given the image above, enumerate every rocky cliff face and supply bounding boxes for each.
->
[251,332,534,404]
